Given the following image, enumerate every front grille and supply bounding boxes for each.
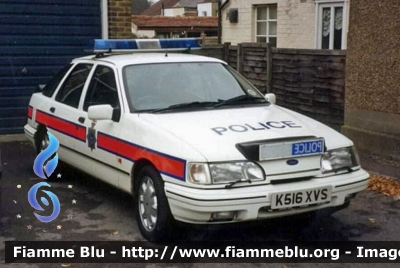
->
[270,176,312,185]
[260,201,330,213]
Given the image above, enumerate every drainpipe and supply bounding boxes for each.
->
[218,0,230,44]
[218,0,222,44]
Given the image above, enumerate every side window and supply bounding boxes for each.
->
[83,65,119,111]
[55,64,93,108]
[42,64,72,97]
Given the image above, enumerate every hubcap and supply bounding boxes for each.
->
[41,134,49,151]
[138,176,158,232]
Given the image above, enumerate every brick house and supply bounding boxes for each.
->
[141,0,196,16]
[0,0,132,134]
[132,15,218,39]
[198,0,219,17]
[221,0,350,49]
[134,0,218,39]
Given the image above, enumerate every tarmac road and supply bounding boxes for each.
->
[1,140,400,268]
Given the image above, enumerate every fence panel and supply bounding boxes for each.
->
[192,45,224,60]
[271,48,346,131]
[190,44,346,131]
[228,46,238,70]
[241,43,269,93]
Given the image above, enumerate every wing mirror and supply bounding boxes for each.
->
[88,105,114,121]
[88,105,121,122]
[265,93,276,104]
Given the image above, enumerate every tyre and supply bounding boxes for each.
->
[35,127,64,181]
[35,127,49,156]
[135,165,174,242]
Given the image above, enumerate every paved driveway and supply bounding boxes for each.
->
[1,140,399,268]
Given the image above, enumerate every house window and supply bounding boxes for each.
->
[255,4,277,47]
[316,1,347,49]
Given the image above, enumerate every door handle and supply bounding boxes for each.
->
[49,107,55,113]
[78,117,85,124]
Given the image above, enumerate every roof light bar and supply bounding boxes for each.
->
[93,38,201,53]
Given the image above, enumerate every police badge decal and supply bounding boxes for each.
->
[87,125,97,151]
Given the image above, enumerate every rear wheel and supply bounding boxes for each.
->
[36,127,50,155]
[35,127,64,181]
[135,165,174,242]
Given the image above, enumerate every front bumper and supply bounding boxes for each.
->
[165,169,369,224]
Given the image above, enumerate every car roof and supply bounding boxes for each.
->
[73,53,225,68]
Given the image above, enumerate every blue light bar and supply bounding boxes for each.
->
[93,38,201,52]
[94,40,138,51]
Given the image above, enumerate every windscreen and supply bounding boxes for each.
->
[122,62,264,112]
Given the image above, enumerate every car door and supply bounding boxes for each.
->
[36,63,93,154]
[75,64,122,188]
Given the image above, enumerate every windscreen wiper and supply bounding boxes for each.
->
[152,101,219,113]
[225,179,253,189]
[214,95,267,108]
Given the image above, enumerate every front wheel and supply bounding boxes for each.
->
[135,165,174,242]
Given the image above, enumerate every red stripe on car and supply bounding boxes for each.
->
[36,110,86,142]
[97,133,186,181]
[27,106,33,119]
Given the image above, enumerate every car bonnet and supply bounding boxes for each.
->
[137,105,352,162]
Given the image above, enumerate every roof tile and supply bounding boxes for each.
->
[132,15,218,28]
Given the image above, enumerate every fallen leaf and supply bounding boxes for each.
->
[113,231,119,235]
[369,218,376,224]
[61,264,71,267]
[367,174,400,197]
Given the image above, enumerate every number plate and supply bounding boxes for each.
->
[259,138,324,160]
[291,140,324,156]
[271,187,332,209]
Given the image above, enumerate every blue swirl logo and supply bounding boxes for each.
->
[33,132,59,179]
[28,132,61,223]
[28,182,60,223]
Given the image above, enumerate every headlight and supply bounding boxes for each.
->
[321,147,360,173]
[187,162,264,185]
[210,162,264,184]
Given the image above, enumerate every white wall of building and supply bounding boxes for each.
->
[222,0,350,49]
[164,7,185,16]
[132,23,155,38]
[197,3,218,17]
[137,30,156,38]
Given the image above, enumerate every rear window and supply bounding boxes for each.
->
[42,64,72,97]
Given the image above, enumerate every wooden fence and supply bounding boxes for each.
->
[192,43,346,131]
[271,48,346,131]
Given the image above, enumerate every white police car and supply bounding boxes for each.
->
[24,39,369,242]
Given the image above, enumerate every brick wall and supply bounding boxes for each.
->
[221,0,256,45]
[342,0,400,163]
[108,0,132,39]
[277,0,315,48]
